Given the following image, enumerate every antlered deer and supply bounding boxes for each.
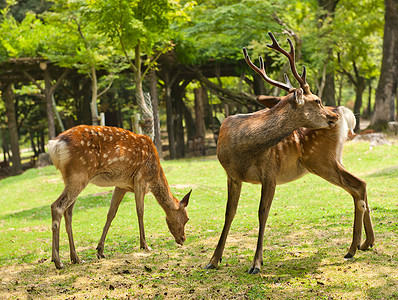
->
[48,125,191,269]
[205,32,343,274]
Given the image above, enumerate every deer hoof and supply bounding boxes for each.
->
[96,252,105,259]
[53,260,64,269]
[360,242,374,251]
[71,257,81,264]
[141,245,152,251]
[204,263,217,270]
[247,267,260,274]
[344,253,354,260]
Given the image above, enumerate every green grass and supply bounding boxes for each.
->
[0,139,397,299]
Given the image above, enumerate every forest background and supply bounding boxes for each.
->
[0,0,397,176]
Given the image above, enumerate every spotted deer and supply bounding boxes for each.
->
[205,32,342,274]
[48,125,191,269]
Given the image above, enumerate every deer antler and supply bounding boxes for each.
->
[243,48,292,92]
[266,32,310,93]
[243,32,310,94]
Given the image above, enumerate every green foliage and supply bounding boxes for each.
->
[40,1,128,75]
[0,8,47,61]
[177,0,280,64]
[85,0,185,60]
[333,0,384,79]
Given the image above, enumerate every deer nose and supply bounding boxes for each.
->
[327,113,338,128]
[177,235,186,245]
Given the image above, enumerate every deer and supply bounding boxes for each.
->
[257,96,374,253]
[205,32,343,274]
[48,125,191,269]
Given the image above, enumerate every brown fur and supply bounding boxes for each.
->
[206,104,374,274]
[48,125,191,269]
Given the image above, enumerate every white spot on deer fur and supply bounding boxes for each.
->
[87,141,91,146]
[91,130,95,134]
[108,158,118,165]
[103,135,107,141]
[81,140,84,145]
[309,149,314,154]
[103,153,108,158]
[304,136,309,141]
[85,128,89,132]
[313,141,319,146]
[358,200,366,212]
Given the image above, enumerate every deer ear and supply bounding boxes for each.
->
[180,189,191,208]
[256,95,282,108]
[294,88,304,106]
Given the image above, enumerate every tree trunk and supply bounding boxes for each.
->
[90,66,100,125]
[354,78,366,132]
[371,0,398,129]
[182,101,196,141]
[367,81,372,118]
[194,86,207,138]
[29,131,38,157]
[134,43,154,140]
[3,84,22,175]
[149,69,163,158]
[317,0,339,105]
[171,81,186,159]
[323,69,336,106]
[1,128,9,162]
[165,77,176,159]
[252,74,267,96]
[44,69,56,140]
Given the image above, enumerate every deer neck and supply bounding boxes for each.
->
[150,167,178,212]
[223,102,302,151]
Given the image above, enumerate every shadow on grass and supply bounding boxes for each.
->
[0,191,127,221]
[366,166,398,178]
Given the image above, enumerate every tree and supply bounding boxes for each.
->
[42,1,127,126]
[371,0,398,129]
[86,0,185,139]
[2,83,22,175]
[333,0,383,131]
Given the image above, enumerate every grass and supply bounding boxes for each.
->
[0,139,397,299]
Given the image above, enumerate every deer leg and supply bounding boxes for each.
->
[51,189,68,269]
[306,162,374,258]
[248,180,276,274]
[205,177,242,269]
[134,182,151,251]
[51,182,86,269]
[360,197,375,251]
[64,201,80,264]
[96,187,127,259]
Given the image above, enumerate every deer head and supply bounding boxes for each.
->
[243,32,338,129]
[166,190,191,245]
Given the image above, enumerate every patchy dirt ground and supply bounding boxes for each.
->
[1,230,398,300]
